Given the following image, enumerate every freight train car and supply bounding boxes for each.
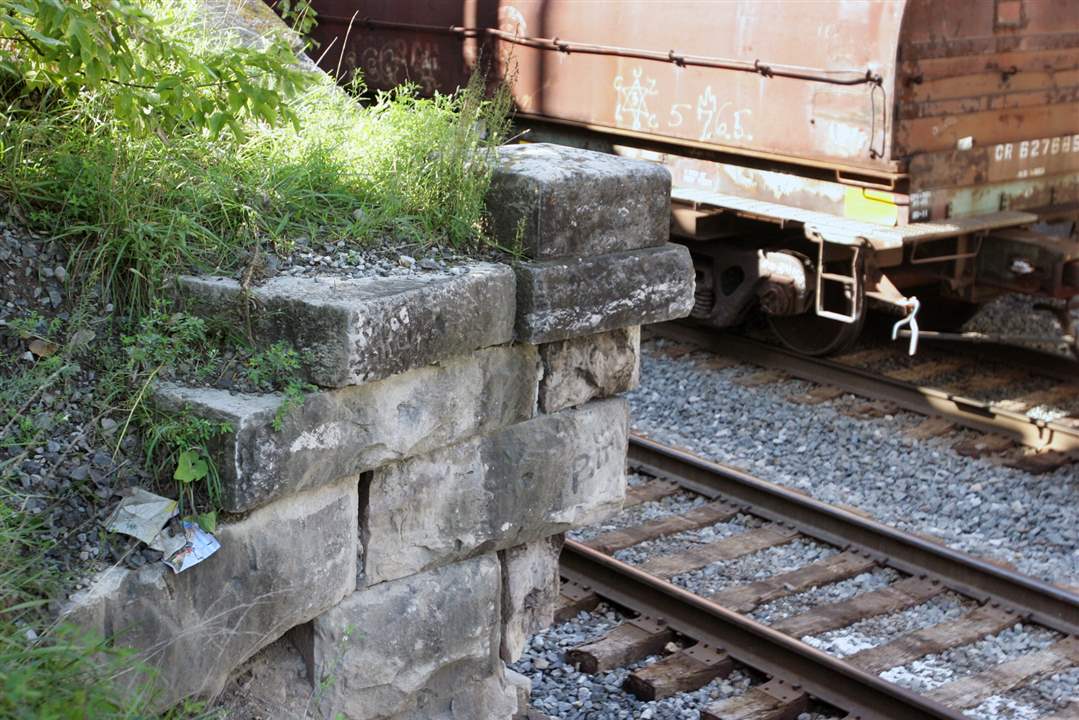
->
[306,0,1079,355]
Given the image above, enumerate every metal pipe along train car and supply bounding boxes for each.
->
[307,0,1079,355]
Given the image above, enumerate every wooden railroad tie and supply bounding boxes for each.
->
[708,550,877,614]
[835,347,894,367]
[787,384,845,405]
[623,643,733,701]
[637,525,799,579]
[952,433,1016,458]
[885,359,968,384]
[553,579,600,624]
[700,678,808,720]
[845,605,1017,675]
[623,479,682,508]
[906,416,956,440]
[564,616,675,674]
[1003,449,1076,475]
[772,576,945,638]
[927,636,1079,709]
[734,369,789,388]
[583,500,739,555]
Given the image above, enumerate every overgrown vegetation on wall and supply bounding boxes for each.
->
[0,1,511,716]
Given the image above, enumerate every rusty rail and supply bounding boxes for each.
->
[561,539,968,720]
[653,322,1079,452]
[627,434,1079,637]
[318,16,883,86]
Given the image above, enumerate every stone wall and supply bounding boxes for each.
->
[62,143,694,719]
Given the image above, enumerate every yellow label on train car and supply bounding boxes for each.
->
[843,187,899,226]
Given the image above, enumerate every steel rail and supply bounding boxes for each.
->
[653,322,1079,452]
[627,434,1079,637]
[561,540,968,720]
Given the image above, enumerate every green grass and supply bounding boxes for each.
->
[0,69,511,318]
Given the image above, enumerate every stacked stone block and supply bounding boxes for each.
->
[63,144,694,718]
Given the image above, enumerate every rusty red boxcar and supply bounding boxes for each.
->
[307,0,1079,355]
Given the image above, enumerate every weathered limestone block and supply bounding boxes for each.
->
[363,398,627,585]
[488,143,671,259]
[499,536,564,663]
[311,555,505,720]
[154,344,540,512]
[515,244,695,344]
[538,326,640,413]
[174,263,515,388]
[385,673,519,720]
[63,478,358,707]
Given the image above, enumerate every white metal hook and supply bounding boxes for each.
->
[891,296,921,355]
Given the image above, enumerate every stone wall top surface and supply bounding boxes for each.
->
[487,143,671,260]
[175,263,516,388]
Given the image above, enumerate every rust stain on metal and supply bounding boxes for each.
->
[308,1,1079,225]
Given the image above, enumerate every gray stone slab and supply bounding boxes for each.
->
[515,244,695,344]
[173,263,515,388]
[311,554,503,720]
[488,143,670,259]
[538,326,640,413]
[363,399,628,585]
[153,344,540,512]
[62,478,357,708]
[499,536,564,663]
[385,673,519,720]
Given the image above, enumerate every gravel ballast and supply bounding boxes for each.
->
[670,539,837,597]
[881,623,1062,692]
[802,593,971,657]
[513,605,842,720]
[628,340,1079,586]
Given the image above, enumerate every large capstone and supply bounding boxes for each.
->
[362,399,628,585]
[173,263,515,388]
[487,143,671,259]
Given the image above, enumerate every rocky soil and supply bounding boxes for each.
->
[0,221,158,591]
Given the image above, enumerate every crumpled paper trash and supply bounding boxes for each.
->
[106,488,220,573]
[152,519,221,574]
[105,488,178,544]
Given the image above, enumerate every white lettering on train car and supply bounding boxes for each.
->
[613,68,659,131]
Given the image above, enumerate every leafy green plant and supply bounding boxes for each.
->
[143,411,232,517]
[0,0,317,135]
[244,340,301,388]
[122,306,211,378]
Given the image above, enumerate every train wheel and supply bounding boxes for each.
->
[766,267,865,355]
[766,309,865,355]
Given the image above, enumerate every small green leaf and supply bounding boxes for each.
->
[174,449,208,484]
[197,511,217,533]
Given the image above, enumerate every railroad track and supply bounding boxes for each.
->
[546,436,1079,720]
[650,322,1079,466]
